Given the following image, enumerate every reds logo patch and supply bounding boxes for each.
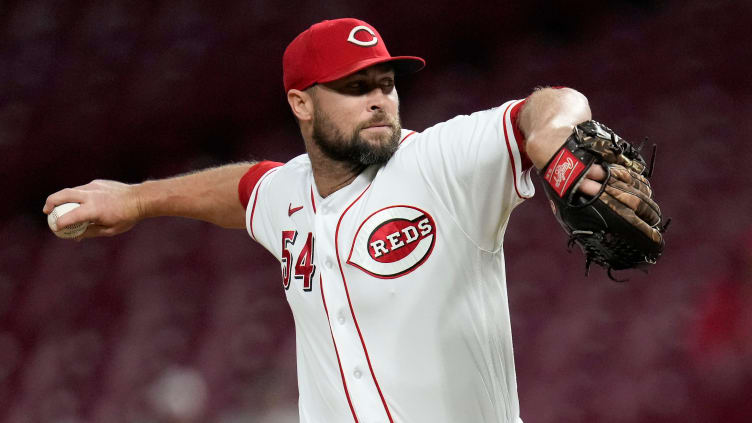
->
[347,206,436,279]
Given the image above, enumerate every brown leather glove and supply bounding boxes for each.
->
[539,120,669,280]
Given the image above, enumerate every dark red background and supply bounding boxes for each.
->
[2,1,751,422]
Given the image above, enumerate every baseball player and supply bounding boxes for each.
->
[44,18,658,423]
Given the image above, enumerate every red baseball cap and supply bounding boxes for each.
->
[283,18,425,92]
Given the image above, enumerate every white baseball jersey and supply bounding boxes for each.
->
[241,99,534,423]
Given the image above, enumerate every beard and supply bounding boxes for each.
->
[312,108,402,167]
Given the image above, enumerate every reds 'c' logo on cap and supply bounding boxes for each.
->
[347,25,378,47]
[347,206,436,278]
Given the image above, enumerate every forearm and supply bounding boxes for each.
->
[519,87,592,169]
[136,162,254,229]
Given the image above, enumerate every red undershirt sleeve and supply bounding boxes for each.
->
[508,99,532,170]
[238,161,284,209]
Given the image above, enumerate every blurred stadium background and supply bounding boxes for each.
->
[1,0,751,422]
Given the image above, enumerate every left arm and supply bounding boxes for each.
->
[518,87,605,194]
[519,87,666,274]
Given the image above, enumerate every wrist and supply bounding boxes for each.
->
[527,124,578,170]
[131,180,157,220]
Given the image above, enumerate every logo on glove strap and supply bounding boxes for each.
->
[553,158,575,188]
[347,206,436,278]
[544,148,585,197]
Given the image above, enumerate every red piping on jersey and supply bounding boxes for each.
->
[310,186,317,214]
[502,100,531,200]
[238,161,284,208]
[399,130,416,145]
[319,275,359,422]
[334,182,395,423]
[509,100,533,170]
[249,167,280,241]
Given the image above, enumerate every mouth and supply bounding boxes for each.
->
[362,121,393,130]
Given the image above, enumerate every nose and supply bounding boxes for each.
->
[367,87,389,112]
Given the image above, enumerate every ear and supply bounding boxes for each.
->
[287,88,315,122]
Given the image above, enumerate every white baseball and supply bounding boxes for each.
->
[48,202,89,239]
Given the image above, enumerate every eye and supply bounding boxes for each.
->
[347,80,367,92]
[381,78,395,91]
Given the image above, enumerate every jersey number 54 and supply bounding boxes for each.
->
[281,231,316,291]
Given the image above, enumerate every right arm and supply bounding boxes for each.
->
[43,162,255,239]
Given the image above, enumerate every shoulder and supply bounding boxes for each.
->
[286,153,313,168]
[403,100,522,142]
[239,154,312,209]
[396,128,419,148]
[263,153,312,181]
[243,154,311,190]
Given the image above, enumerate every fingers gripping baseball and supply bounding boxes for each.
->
[44,180,144,239]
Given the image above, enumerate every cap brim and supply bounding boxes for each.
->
[317,56,426,85]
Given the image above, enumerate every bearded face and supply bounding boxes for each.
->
[311,99,402,167]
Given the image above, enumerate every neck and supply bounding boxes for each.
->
[305,138,366,198]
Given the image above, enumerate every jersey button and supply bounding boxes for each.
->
[325,259,334,269]
[353,368,363,379]
[337,311,346,325]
